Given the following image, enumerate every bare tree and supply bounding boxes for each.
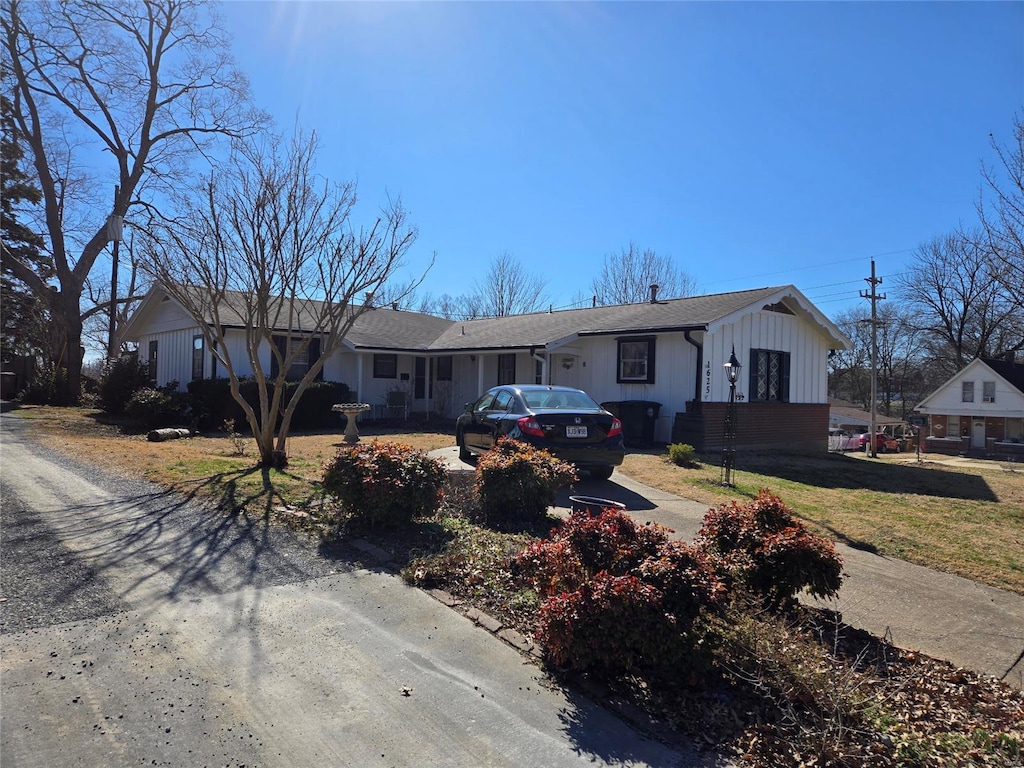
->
[829,304,931,417]
[978,113,1024,307]
[1,0,261,402]
[472,252,547,317]
[144,130,419,468]
[592,242,697,305]
[895,231,1024,379]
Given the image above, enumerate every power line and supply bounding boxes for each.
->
[702,248,916,287]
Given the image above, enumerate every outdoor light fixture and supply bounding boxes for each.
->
[721,345,741,486]
[725,347,741,384]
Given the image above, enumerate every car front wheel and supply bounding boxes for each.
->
[458,431,472,462]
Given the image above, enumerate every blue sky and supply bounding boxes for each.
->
[218,1,1023,317]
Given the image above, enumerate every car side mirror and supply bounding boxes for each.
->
[464,402,473,413]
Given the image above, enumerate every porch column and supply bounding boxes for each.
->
[356,354,365,402]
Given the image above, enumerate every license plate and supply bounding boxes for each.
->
[565,426,588,438]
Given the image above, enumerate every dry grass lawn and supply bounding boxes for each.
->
[10,405,1024,594]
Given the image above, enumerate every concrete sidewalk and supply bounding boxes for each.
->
[430,447,1024,689]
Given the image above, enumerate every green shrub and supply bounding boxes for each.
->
[20,364,72,406]
[124,387,190,429]
[667,442,699,467]
[187,378,351,432]
[695,489,844,609]
[98,355,152,415]
[517,508,723,677]
[322,441,446,530]
[474,437,577,520]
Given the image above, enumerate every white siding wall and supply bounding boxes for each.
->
[707,311,831,404]
[139,328,199,390]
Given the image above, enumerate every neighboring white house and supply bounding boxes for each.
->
[119,284,851,451]
[914,356,1024,459]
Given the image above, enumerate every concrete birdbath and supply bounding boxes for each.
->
[332,403,371,444]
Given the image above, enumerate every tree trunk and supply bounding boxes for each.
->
[48,288,84,404]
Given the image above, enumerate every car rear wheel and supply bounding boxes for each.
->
[589,465,614,480]
[458,431,472,462]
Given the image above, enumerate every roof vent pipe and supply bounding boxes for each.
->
[364,291,374,307]
[461,325,465,335]
[649,284,659,303]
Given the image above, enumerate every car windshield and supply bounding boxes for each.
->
[522,390,600,410]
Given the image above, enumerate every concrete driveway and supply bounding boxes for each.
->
[0,417,718,767]
[434,447,1024,689]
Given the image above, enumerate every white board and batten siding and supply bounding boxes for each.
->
[137,298,201,390]
[708,309,832,404]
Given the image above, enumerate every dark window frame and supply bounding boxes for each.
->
[147,339,158,382]
[962,381,974,403]
[616,336,656,384]
[497,353,516,385]
[436,355,453,382]
[748,349,791,402]
[373,353,398,379]
[191,335,204,381]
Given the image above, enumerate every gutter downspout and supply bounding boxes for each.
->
[531,347,549,385]
[684,330,703,409]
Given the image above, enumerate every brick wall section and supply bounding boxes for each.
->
[673,402,829,452]
[986,417,1005,441]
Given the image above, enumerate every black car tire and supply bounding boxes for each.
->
[590,465,614,480]
[458,431,472,462]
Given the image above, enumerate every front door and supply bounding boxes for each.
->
[414,357,432,411]
[972,419,986,450]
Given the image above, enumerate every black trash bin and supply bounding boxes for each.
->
[600,401,621,418]
[615,400,661,448]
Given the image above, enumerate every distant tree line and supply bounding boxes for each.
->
[829,115,1024,417]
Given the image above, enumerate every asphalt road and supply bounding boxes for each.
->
[0,415,717,768]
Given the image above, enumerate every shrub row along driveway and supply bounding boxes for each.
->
[0,416,711,767]
[536,457,1024,688]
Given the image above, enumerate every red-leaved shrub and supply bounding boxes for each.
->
[517,508,723,676]
[695,490,844,608]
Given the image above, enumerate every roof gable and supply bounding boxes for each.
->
[916,357,1024,411]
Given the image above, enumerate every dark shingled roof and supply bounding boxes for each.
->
[426,286,788,351]
[982,357,1024,394]
[127,283,846,352]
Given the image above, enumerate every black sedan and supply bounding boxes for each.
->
[455,384,625,479]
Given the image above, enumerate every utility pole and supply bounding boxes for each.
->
[106,185,123,361]
[860,259,885,458]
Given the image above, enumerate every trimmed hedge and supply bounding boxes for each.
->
[187,378,351,432]
[474,437,577,521]
[322,441,446,530]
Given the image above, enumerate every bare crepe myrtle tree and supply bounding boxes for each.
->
[592,242,697,306]
[144,130,420,468]
[1,0,262,402]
